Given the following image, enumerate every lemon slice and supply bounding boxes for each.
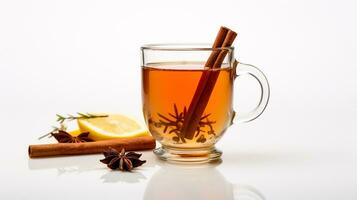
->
[77,114,149,141]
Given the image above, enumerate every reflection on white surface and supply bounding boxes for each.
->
[27,152,266,199]
[28,155,103,174]
[144,162,265,200]
[28,154,149,183]
[28,155,102,175]
[100,171,146,183]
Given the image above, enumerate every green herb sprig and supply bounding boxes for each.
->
[38,113,108,140]
[56,113,108,123]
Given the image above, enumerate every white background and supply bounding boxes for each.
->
[1,0,357,199]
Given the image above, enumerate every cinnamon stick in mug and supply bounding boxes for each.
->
[181,27,237,139]
[28,136,156,158]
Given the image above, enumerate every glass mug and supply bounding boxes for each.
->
[141,44,270,162]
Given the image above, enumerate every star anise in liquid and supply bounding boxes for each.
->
[100,148,146,171]
[153,104,216,143]
[51,130,94,143]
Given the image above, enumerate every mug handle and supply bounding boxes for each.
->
[231,60,270,124]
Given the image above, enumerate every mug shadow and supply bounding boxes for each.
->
[143,160,265,200]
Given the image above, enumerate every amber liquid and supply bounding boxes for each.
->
[142,63,234,148]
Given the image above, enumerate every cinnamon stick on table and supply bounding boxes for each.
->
[28,136,156,158]
[181,26,237,140]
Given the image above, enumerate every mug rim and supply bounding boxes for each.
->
[141,43,234,51]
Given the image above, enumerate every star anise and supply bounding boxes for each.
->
[100,148,146,171]
[152,104,216,143]
[51,130,94,143]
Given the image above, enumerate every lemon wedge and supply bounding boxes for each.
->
[77,114,149,141]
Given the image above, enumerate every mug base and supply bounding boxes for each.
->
[153,146,222,163]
